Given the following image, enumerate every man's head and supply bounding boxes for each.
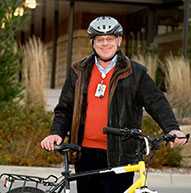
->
[87,16,123,62]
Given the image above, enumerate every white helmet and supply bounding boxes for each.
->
[87,16,123,38]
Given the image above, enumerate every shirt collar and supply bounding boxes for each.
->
[95,55,117,77]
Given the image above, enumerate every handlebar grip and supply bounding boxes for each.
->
[162,133,190,144]
[103,127,123,136]
[54,143,81,152]
[176,134,190,144]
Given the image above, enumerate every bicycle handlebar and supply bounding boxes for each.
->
[103,127,142,137]
[53,127,189,154]
[103,127,190,150]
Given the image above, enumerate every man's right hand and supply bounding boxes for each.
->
[40,135,63,151]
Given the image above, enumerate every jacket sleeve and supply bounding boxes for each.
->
[50,68,76,138]
[137,68,179,133]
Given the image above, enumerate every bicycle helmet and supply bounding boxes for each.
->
[87,16,123,38]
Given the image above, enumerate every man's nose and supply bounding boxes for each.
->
[103,39,109,45]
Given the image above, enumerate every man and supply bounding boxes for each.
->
[41,16,186,193]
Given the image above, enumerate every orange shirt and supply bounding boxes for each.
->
[82,64,114,150]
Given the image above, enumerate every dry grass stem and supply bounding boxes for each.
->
[22,36,49,109]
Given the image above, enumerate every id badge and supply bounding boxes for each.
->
[95,83,106,97]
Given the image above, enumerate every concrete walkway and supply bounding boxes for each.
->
[45,89,61,111]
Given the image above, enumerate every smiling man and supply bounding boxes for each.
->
[41,16,186,193]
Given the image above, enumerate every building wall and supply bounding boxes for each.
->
[154,31,182,57]
[46,30,91,88]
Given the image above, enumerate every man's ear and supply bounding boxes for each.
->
[90,39,95,49]
[118,37,122,47]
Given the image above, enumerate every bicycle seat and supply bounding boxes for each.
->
[54,143,81,152]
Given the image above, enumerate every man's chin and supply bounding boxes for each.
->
[99,55,114,61]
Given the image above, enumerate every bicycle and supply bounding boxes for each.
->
[0,128,189,193]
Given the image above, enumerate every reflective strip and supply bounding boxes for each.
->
[111,166,127,174]
[99,166,126,174]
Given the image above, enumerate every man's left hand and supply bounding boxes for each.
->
[168,130,187,148]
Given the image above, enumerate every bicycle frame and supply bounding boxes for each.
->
[122,161,146,193]
[46,160,146,193]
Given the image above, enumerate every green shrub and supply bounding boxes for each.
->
[143,115,182,168]
[0,103,62,166]
[163,146,182,167]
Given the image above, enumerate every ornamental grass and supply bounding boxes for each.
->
[22,36,49,109]
[164,55,191,119]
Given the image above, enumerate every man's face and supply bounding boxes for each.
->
[93,35,122,61]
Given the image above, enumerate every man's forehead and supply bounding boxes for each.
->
[95,35,116,39]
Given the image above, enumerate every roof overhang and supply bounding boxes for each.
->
[65,0,183,5]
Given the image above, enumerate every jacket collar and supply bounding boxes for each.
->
[73,49,131,73]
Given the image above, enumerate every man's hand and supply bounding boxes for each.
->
[41,135,63,151]
[168,130,187,148]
